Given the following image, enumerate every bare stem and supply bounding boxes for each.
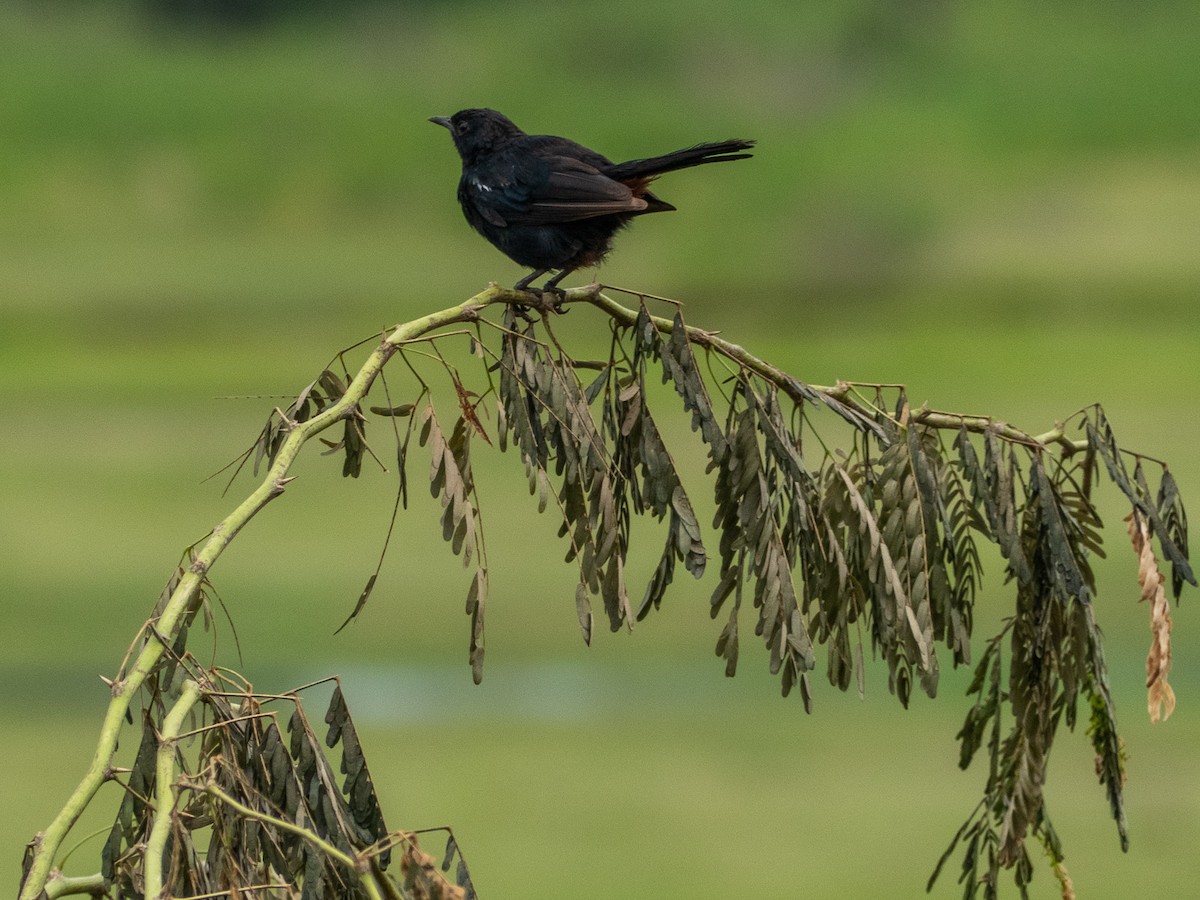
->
[144,679,203,900]
[44,872,108,898]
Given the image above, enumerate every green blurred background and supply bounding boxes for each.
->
[2,1,1198,896]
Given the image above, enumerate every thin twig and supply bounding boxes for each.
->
[198,785,386,900]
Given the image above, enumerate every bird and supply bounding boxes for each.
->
[430,108,754,294]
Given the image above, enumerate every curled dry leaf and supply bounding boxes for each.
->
[1051,857,1076,900]
[1125,510,1175,723]
[399,836,467,900]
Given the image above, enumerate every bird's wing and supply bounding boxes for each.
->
[471,155,648,227]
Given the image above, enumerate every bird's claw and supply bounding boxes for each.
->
[539,286,569,314]
[511,286,568,317]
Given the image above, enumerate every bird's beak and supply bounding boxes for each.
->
[429,116,452,129]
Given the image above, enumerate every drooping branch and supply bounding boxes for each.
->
[20,285,522,900]
[20,282,1192,900]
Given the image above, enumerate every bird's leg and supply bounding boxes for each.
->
[513,268,550,292]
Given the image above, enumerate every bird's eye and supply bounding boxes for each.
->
[456,121,469,134]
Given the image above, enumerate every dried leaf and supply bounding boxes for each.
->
[335,574,376,634]
[1086,414,1194,585]
[1126,511,1175,722]
[575,582,593,646]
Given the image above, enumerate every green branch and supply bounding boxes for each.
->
[44,873,108,898]
[19,282,547,900]
[18,281,1130,898]
[143,679,202,900]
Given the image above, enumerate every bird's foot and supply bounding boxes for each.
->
[537,286,569,314]
[511,286,568,317]
[508,301,535,323]
[513,267,574,313]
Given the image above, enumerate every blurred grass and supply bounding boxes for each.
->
[2,2,1199,896]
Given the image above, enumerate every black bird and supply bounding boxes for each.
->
[431,108,754,293]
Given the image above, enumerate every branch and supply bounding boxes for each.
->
[19,282,572,900]
[44,873,108,898]
[21,281,1186,899]
[580,288,1077,451]
[144,679,203,900]
[200,784,385,900]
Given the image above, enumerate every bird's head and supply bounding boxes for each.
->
[429,108,525,165]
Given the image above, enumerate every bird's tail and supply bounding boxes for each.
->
[603,139,755,182]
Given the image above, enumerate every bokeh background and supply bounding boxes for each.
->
[2,2,1198,896]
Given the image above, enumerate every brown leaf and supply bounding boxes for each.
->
[1126,510,1175,722]
[1052,856,1076,900]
